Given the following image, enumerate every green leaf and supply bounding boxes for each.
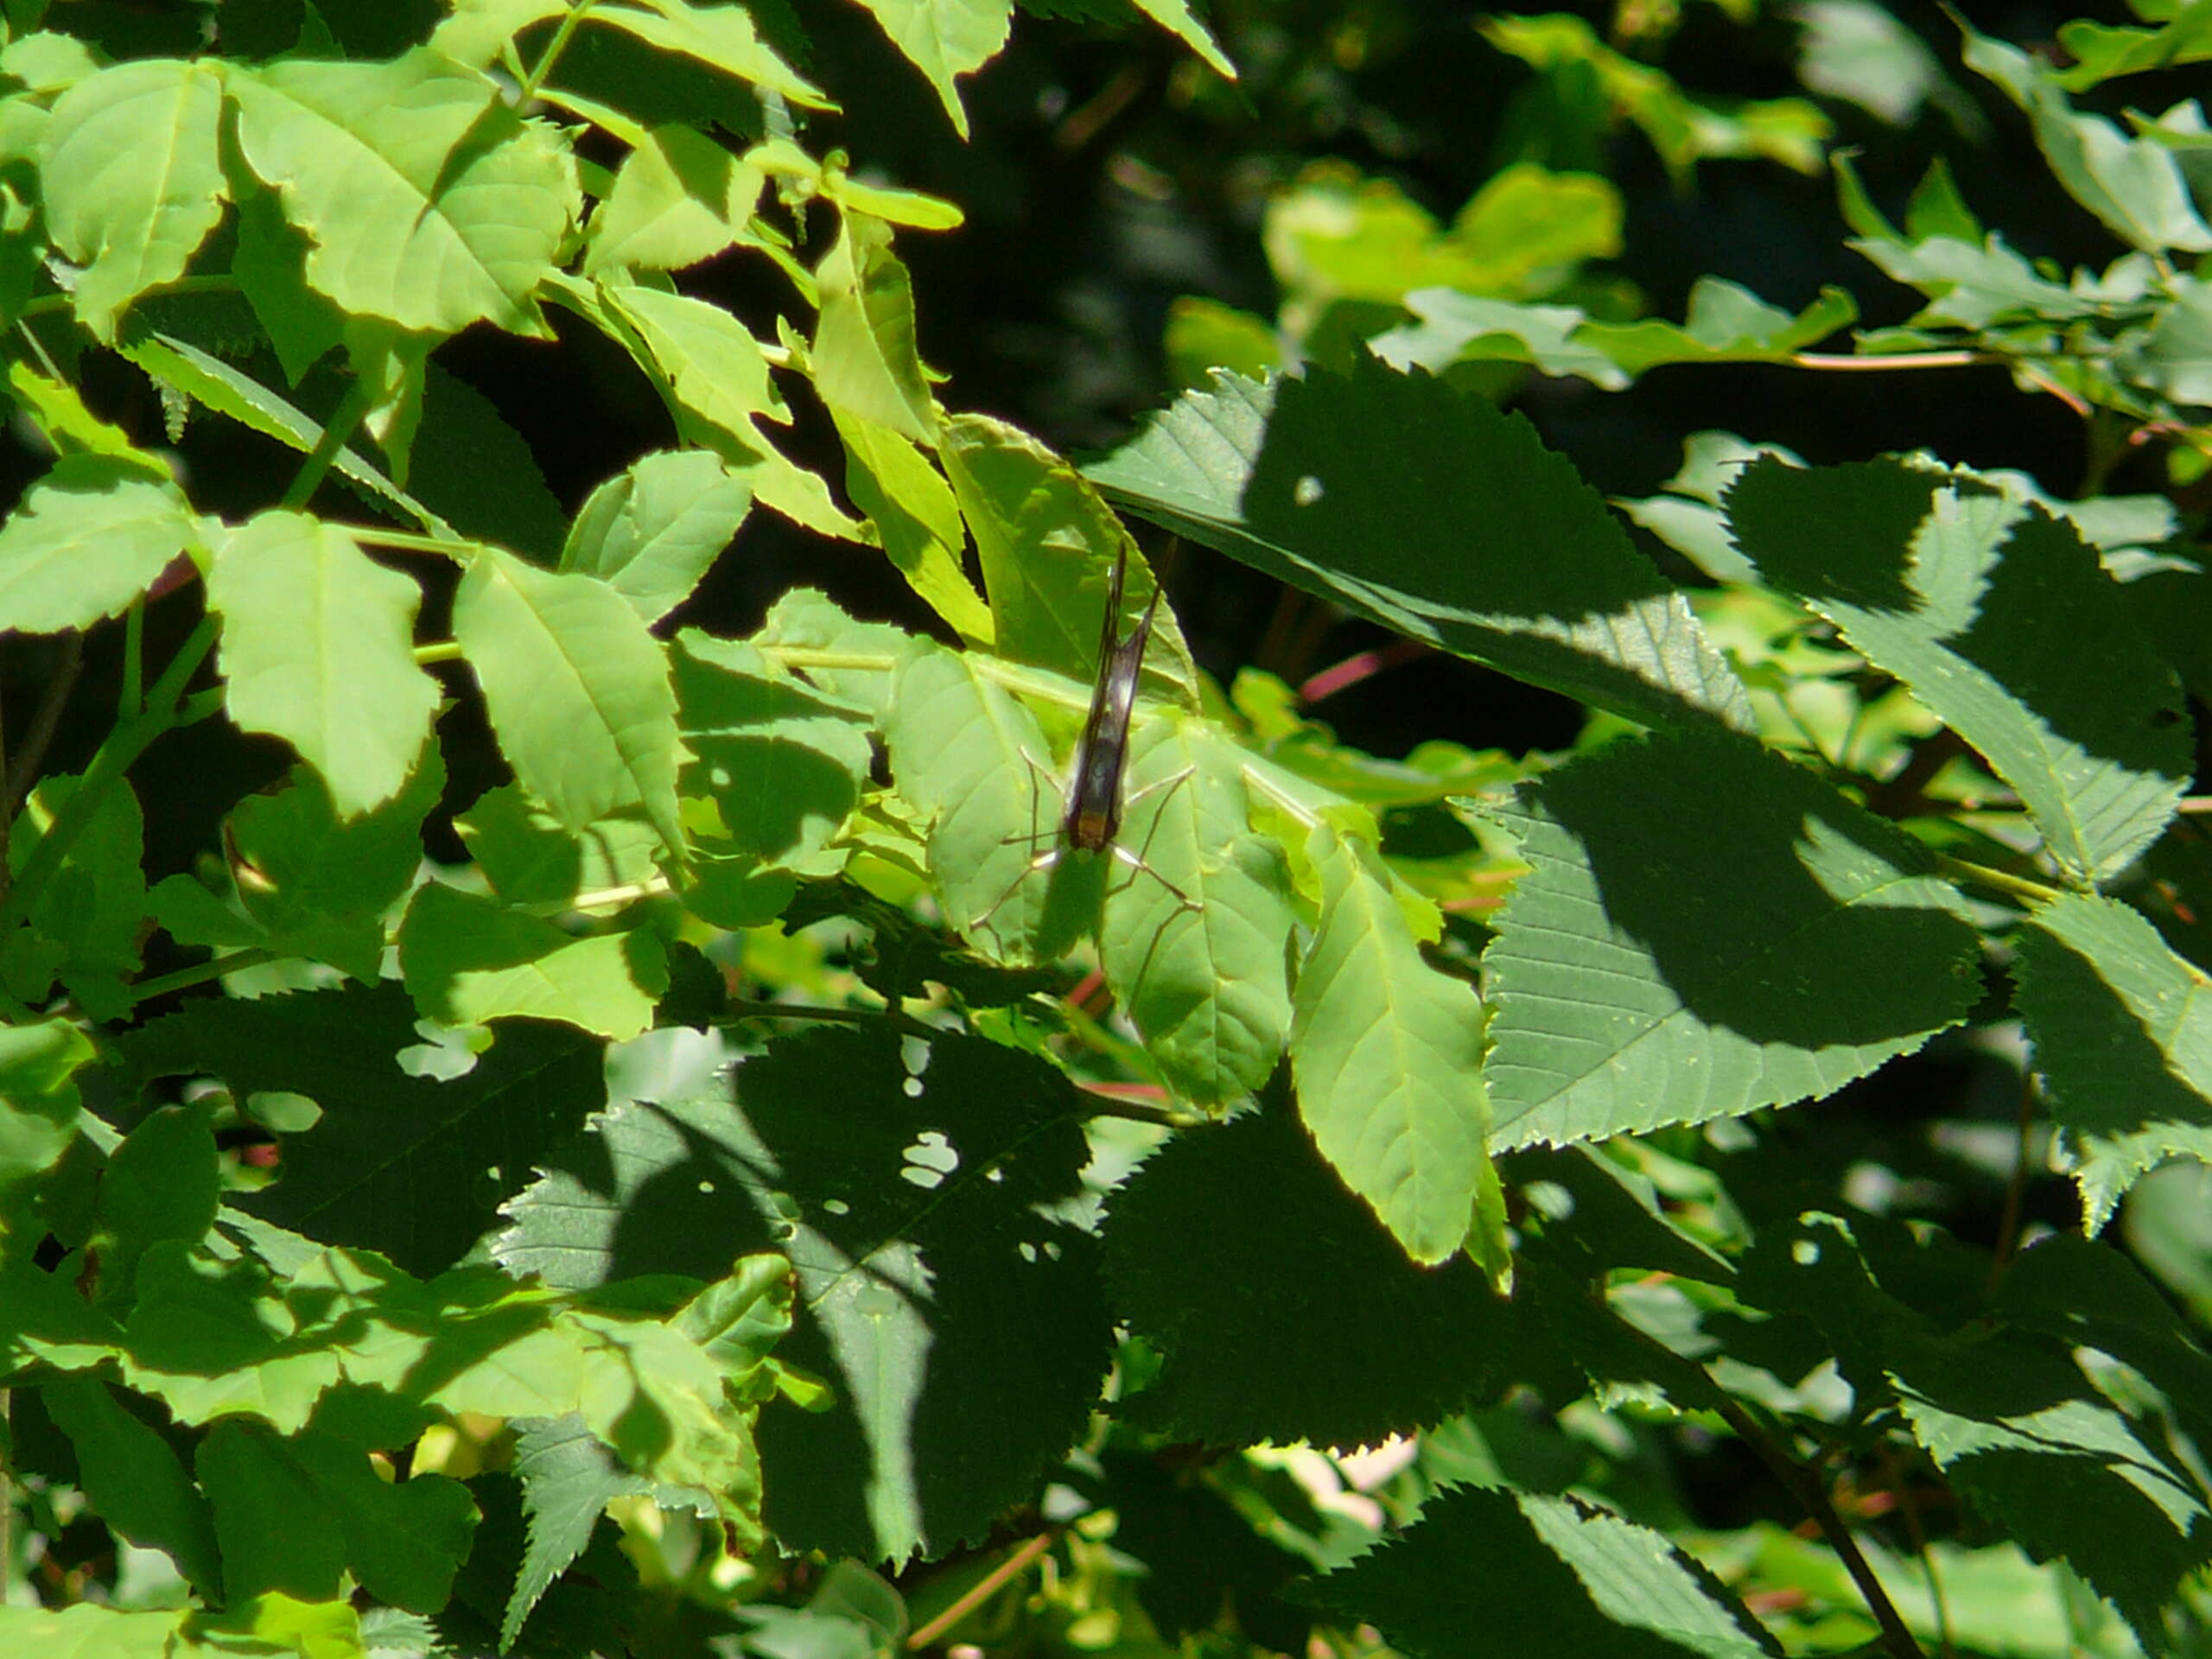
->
[232,181,346,385]
[944,416,1198,697]
[844,0,1011,138]
[836,410,993,643]
[39,58,226,341]
[1479,12,1830,180]
[752,587,909,721]
[209,512,440,817]
[1893,1320,2211,1649]
[115,982,605,1275]
[0,454,198,634]
[671,630,872,871]
[582,0,830,109]
[1103,1099,1514,1447]
[499,1027,1115,1562]
[228,49,578,336]
[3,363,165,468]
[2013,892,2212,1231]
[398,881,669,1039]
[1737,1209,2208,1651]
[1086,359,1756,736]
[0,1018,93,1200]
[812,209,936,443]
[199,1420,477,1613]
[1301,1484,1780,1659]
[2138,278,2212,409]
[1165,297,1282,388]
[880,638,1071,962]
[43,1374,222,1598]
[1291,829,1498,1266]
[119,1243,343,1431]
[221,753,443,982]
[1479,731,1982,1150]
[1960,26,2212,254]
[583,123,766,275]
[561,448,752,624]
[1127,0,1234,76]
[1998,1235,2212,1459]
[192,1593,366,1659]
[402,363,570,562]
[585,276,861,541]
[0,1251,127,1378]
[1796,0,1968,126]
[1616,430,1806,585]
[95,1104,219,1300]
[601,271,786,435]
[504,1414,658,1649]
[570,1310,766,1536]
[1726,459,2192,884]
[1102,720,1294,1108]
[6,770,148,1022]
[2056,10,2212,88]
[1090,1449,1309,1651]
[1375,277,1855,390]
[0,1605,199,1658]
[1266,162,1619,319]
[454,784,663,907]
[121,333,454,536]
[454,544,687,860]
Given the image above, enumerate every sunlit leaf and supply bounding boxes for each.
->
[453,545,688,860]
[40,58,226,340]
[210,512,439,817]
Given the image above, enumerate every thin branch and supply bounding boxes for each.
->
[1875,1440,1952,1659]
[0,616,218,938]
[1299,638,1428,706]
[1706,1388,1926,1659]
[1789,351,1993,372]
[1986,1067,2041,1293]
[4,631,86,810]
[1609,1313,1923,1659]
[907,1530,1058,1649]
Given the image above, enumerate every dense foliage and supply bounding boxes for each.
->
[2,0,2211,1656]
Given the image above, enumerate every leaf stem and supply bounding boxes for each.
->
[1078,1087,1203,1130]
[415,639,464,666]
[1933,854,2060,906]
[121,599,144,717]
[343,527,479,561]
[756,646,900,674]
[0,616,219,941]
[129,949,279,1007]
[281,374,376,511]
[721,997,940,1040]
[515,0,594,103]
